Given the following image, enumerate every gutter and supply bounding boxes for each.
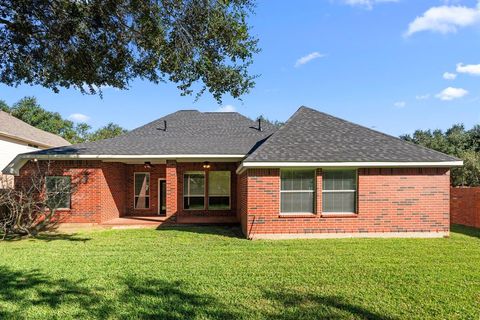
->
[235,161,464,174]
[2,153,246,176]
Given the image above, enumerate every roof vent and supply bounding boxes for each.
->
[157,120,167,131]
[258,118,263,132]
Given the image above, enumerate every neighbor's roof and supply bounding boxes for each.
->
[244,106,460,163]
[0,111,70,147]
[25,110,275,156]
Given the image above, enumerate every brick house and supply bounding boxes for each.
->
[3,107,462,239]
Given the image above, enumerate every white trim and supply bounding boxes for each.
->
[237,161,463,173]
[157,178,166,216]
[134,172,150,210]
[249,231,449,240]
[3,154,245,175]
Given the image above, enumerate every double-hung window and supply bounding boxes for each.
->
[208,171,231,210]
[184,172,205,210]
[46,176,71,209]
[322,170,357,213]
[280,169,315,214]
[134,173,150,209]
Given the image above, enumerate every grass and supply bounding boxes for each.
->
[0,225,479,319]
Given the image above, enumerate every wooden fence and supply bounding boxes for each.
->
[451,187,480,228]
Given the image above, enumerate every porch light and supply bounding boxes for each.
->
[144,161,152,169]
[203,161,211,169]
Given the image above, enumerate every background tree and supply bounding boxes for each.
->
[1,97,128,143]
[0,0,258,102]
[401,124,480,187]
[89,123,128,141]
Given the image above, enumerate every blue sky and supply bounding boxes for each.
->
[1,0,480,136]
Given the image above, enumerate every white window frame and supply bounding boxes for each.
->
[183,171,206,210]
[280,169,316,215]
[134,172,150,210]
[208,171,231,210]
[322,169,358,214]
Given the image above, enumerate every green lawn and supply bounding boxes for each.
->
[0,226,479,319]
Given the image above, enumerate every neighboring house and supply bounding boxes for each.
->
[3,107,462,239]
[0,111,70,188]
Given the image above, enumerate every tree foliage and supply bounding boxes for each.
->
[401,124,480,187]
[1,97,127,143]
[0,0,258,102]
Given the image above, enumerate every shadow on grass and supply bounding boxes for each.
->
[263,289,394,320]
[0,232,91,242]
[451,224,480,239]
[0,266,240,319]
[156,225,244,239]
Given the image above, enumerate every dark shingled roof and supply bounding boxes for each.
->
[245,106,460,163]
[27,110,275,156]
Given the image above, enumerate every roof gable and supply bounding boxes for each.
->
[245,106,459,163]
[0,111,70,147]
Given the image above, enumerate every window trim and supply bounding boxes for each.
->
[208,171,231,211]
[45,175,71,210]
[279,169,316,215]
[183,171,206,210]
[134,172,151,210]
[322,169,358,215]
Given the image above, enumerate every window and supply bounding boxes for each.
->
[184,172,205,210]
[322,170,357,213]
[280,169,315,214]
[46,176,71,209]
[208,171,231,210]
[134,173,150,209]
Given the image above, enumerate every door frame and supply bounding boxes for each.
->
[158,178,166,216]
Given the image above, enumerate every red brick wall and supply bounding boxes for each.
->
[101,162,127,222]
[16,160,104,223]
[451,187,480,228]
[242,167,451,237]
[237,171,248,235]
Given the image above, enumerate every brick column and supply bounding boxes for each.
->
[166,160,178,218]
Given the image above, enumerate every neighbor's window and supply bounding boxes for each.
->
[134,173,150,209]
[280,169,315,214]
[184,172,205,210]
[208,171,231,210]
[322,170,357,213]
[46,176,71,209]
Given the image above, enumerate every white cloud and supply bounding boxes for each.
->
[215,105,236,112]
[416,94,431,100]
[404,3,480,37]
[435,87,468,100]
[341,0,399,9]
[443,72,457,80]
[394,101,406,108]
[456,63,480,75]
[294,52,326,67]
[68,113,90,122]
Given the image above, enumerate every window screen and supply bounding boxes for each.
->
[46,176,71,209]
[134,173,150,209]
[208,171,231,210]
[184,172,205,210]
[280,170,315,213]
[322,170,357,213]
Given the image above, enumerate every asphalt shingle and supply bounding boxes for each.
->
[245,106,459,163]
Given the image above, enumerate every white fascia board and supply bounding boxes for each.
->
[3,154,245,176]
[236,161,463,174]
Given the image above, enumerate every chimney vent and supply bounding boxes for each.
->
[258,118,263,132]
